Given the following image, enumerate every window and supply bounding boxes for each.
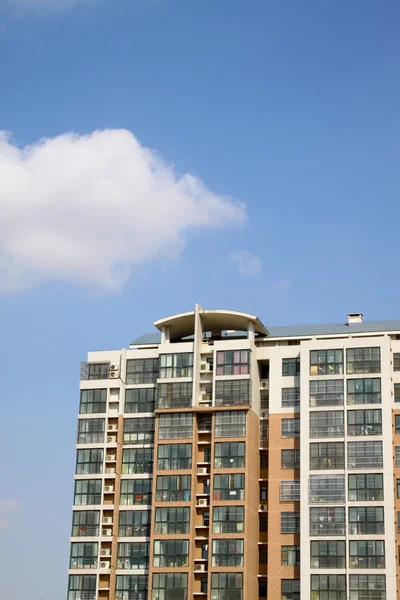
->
[347,441,383,469]
[158,413,193,439]
[213,506,244,534]
[347,409,382,436]
[280,481,300,501]
[310,507,345,536]
[349,507,384,535]
[347,379,381,405]
[123,418,154,444]
[310,349,343,376]
[348,474,383,501]
[395,384,400,402]
[258,546,267,565]
[85,363,109,380]
[282,358,300,376]
[120,479,152,506]
[68,575,96,600]
[154,507,190,534]
[260,515,268,532]
[396,415,400,433]
[310,442,344,470]
[347,347,381,374]
[281,579,300,600]
[77,419,105,444]
[260,483,268,501]
[397,479,400,498]
[214,411,246,437]
[213,474,245,501]
[310,380,344,407]
[124,388,155,413]
[309,475,345,503]
[396,447,400,466]
[349,541,385,569]
[214,442,245,468]
[311,575,346,600]
[260,421,269,443]
[157,382,192,409]
[211,573,242,600]
[281,512,300,534]
[153,540,189,567]
[281,449,300,469]
[155,475,191,502]
[72,511,100,537]
[311,541,345,569]
[215,380,251,407]
[260,453,269,469]
[309,411,344,438]
[394,353,400,371]
[79,389,106,414]
[152,574,188,600]
[70,542,98,569]
[159,353,193,378]
[117,542,150,569]
[211,539,243,567]
[198,414,212,432]
[281,418,300,438]
[157,444,192,470]
[282,387,300,407]
[115,575,148,600]
[126,358,159,384]
[259,581,267,598]
[216,350,250,375]
[118,511,151,537]
[121,449,153,474]
[76,449,103,474]
[74,480,102,506]
[349,575,386,600]
[281,545,300,566]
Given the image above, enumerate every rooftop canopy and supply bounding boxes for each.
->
[153,308,268,341]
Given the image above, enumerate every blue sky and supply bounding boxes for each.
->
[0,1,399,598]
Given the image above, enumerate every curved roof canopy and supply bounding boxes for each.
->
[154,308,268,341]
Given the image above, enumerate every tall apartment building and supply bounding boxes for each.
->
[67,305,400,600]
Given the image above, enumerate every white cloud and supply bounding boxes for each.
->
[230,251,261,276]
[0,499,20,531]
[0,129,245,293]
[276,279,291,290]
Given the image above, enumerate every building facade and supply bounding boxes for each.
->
[67,305,400,600]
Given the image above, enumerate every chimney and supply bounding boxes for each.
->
[347,313,363,325]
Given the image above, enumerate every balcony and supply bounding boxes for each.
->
[156,397,192,409]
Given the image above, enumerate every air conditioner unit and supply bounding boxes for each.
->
[104,485,114,493]
[101,549,111,556]
[102,528,112,536]
[103,517,112,524]
[261,412,266,418]
[107,436,116,444]
[100,561,110,569]
[110,363,119,371]
[259,504,265,511]
[197,498,208,507]
[260,380,269,389]
[108,424,117,431]
[109,370,119,378]
[200,362,210,372]
[197,468,208,475]
[195,563,205,571]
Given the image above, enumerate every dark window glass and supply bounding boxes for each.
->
[213,506,244,534]
[309,411,344,438]
[212,539,243,567]
[310,380,344,407]
[346,347,381,374]
[68,576,96,600]
[70,542,98,569]
[214,442,245,468]
[311,541,345,569]
[117,542,150,570]
[159,353,193,378]
[152,574,188,600]
[310,575,346,600]
[118,510,151,537]
[281,579,300,600]
[158,413,193,439]
[310,350,343,376]
[153,540,189,568]
[348,575,386,600]
[155,475,191,502]
[349,541,385,569]
[215,380,251,407]
[347,409,382,436]
[126,359,159,384]
[77,419,105,444]
[280,512,300,534]
[115,575,148,600]
[281,418,300,438]
[79,389,106,414]
[157,444,192,470]
[347,442,383,469]
[211,573,243,600]
[124,388,155,413]
[348,474,384,501]
[120,479,152,506]
[123,418,154,444]
[216,350,250,375]
[157,382,192,409]
[281,546,300,566]
[349,507,384,535]
[309,507,345,536]
[282,387,300,407]
[154,507,190,534]
[310,442,344,470]
[213,474,244,501]
[121,449,153,474]
[282,358,300,377]
[74,480,102,506]
[72,511,100,537]
[347,379,381,405]
[214,411,246,437]
[281,449,300,469]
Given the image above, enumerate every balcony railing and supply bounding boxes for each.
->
[156,398,192,409]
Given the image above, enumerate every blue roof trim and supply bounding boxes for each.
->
[131,320,400,345]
